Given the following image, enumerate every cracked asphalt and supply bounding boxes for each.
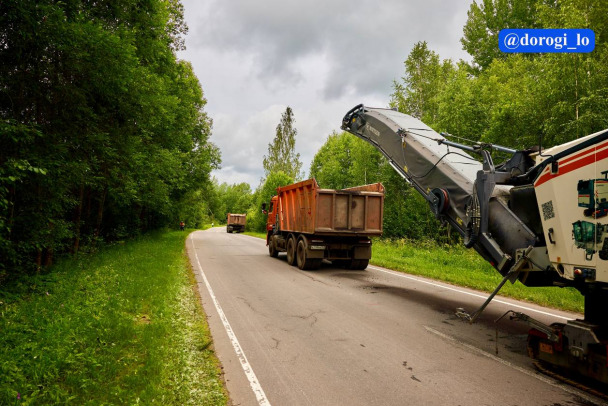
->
[187,227,605,406]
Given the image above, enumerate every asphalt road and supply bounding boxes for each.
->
[187,227,606,406]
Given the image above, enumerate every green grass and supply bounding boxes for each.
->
[371,238,584,313]
[243,232,583,313]
[0,230,227,405]
[243,230,267,239]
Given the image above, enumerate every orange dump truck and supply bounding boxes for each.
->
[226,213,246,233]
[263,179,384,270]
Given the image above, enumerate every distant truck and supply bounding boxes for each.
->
[263,179,384,270]
[226,213,246,233]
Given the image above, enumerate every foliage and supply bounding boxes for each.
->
[262,107,303,181]
[462,0,608,145]
[215,182,253,222]
[462,0,542,71]
[0,230,227,405]
[390,42,455,124]
[175,189,215,229]
[248,171,294,232]
[0,0,219,280]
[391,0,608,153]
[309,131,382,189]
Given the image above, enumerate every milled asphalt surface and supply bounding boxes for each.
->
[187,227,606,406]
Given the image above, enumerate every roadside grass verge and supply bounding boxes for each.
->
[371,238,583,313]
[242,232,583,313]
[0,230,227,405]
[244,230,267,239]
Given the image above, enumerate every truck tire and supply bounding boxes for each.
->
[346,259,369,270]
[286,237,297,266]
[296,239,321,270]
[268,237,279,258]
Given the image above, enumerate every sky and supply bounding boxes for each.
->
[178,0,474,189]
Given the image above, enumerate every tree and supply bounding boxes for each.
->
[262,107,303,180]
[248,172,294,232]
[390,42,454,126]
[0,0,219,279]
[215,182,253,220]
[535,0,608,143]
[309,132,383,189]
[461,0,541,71]
[435,61,486,142]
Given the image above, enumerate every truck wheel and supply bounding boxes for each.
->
[268,238,278,258]
[296,239,321,270]
[347,259,369,270]
[286,237,297,266]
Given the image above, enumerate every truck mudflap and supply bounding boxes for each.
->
[302,236,372,260]
[302,241,370,259]
[352,245,372,259]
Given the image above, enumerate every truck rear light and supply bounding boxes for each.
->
[310,245,326,250]
[311,239,324,243]
[359,240,371,244]
[573,267,596,280]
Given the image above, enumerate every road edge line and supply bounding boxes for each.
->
[189,233,271,406]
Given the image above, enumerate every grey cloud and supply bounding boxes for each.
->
[189,0,470,100]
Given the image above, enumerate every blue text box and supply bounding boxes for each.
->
[498,29,595,53]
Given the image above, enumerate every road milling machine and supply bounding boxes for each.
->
[342,104,608,385]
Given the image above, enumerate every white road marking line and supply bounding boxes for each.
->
[368,265,572,320]
[189,233,271,406]
[424,326,605,404]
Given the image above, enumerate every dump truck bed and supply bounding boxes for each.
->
[227,213,246,225]
[276,179,384,236]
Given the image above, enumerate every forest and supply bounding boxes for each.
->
[2,0,608,281]
[0,0,220,281]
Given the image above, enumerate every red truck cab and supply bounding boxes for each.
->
[265,196,278,244]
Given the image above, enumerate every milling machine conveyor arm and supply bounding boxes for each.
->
[342,104,542,276]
